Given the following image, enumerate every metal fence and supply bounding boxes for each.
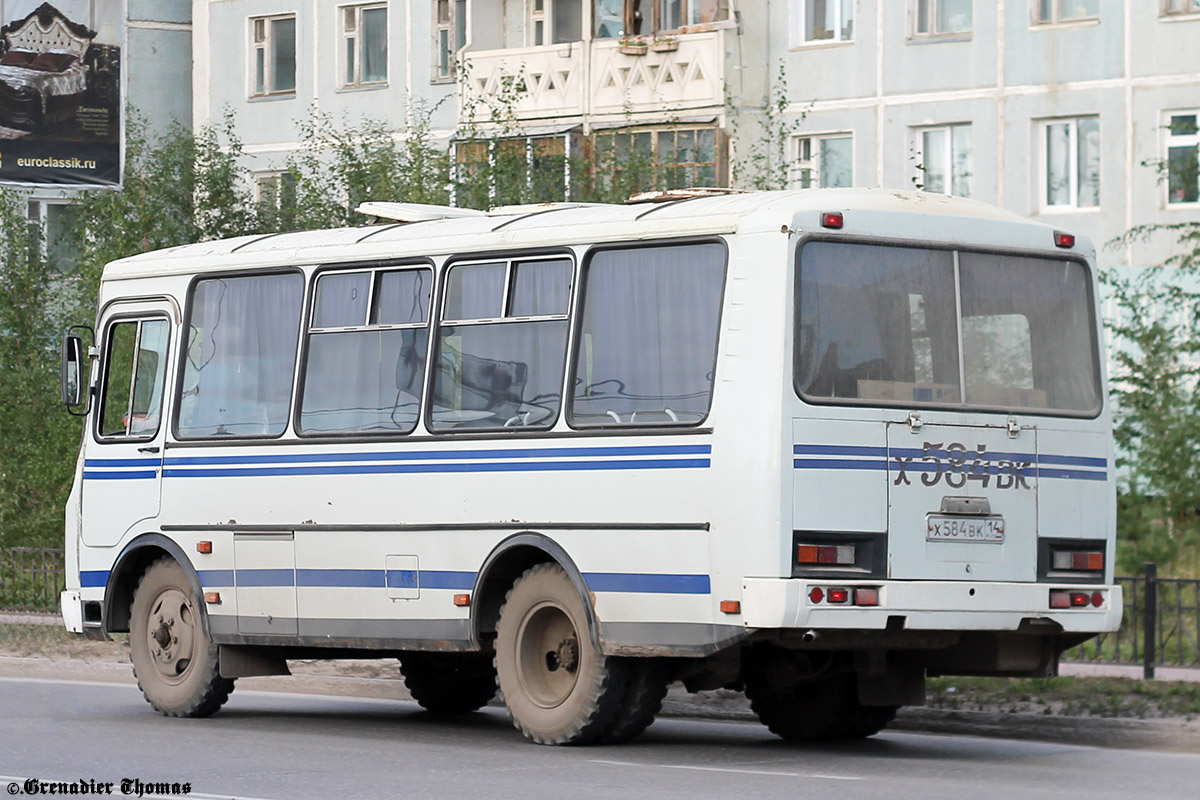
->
[0,547,65,612]
[0,549,1197,672]
[1063,565,1200,675]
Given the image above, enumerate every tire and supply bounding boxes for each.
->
[494,563,629,745]
[399,652,498,714]
[597,658,670,743]
[129,557,234,717]
[743,648,894,742]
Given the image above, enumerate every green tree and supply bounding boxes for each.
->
[1105,220,1200,575]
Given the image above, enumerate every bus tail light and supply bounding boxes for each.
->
[797,544,855,566]
[1052,550,1104,572]
[853,588,879,606]
[1050,589,1105,609]
[827,588,850,604]
[821,212,844,229]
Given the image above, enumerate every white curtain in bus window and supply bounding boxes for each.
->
[177,274,304,437]
[299,267,432,434]
[571,243,725,426]
[958,254,1099,413]
[796,242,961,404]
[431,257,572,430]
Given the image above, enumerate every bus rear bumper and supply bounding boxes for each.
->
[741,578,1123,634]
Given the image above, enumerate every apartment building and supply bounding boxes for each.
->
[191,0,1200,271]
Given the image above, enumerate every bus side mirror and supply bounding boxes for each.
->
[62,326,93,416]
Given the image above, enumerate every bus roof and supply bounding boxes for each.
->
[102,188,1071,282]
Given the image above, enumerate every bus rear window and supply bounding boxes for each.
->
[796,241,1100,415]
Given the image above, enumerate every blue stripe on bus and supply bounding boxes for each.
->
[82,470,158,481]
[197,569,235,587]
[164,444,711,467]
[235,569,295,587]
[1035,467,1109,482]
[76,566,710,596]
[80,570,108,588]
[582,572,711,594]
[84,458,163,468]
[1038,454,1108,468]
[793,445,887,457]
[163,458,710,479]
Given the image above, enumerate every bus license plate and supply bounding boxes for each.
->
[926,515,1005,543]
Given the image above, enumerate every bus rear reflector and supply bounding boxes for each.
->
[809,587,824,604]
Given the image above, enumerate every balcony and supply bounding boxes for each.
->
[459,30,726,129]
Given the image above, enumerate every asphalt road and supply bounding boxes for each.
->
[2,676,1197,800]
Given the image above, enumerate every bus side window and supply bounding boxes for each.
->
[298,266,433,435]
[177,273,304,438]
[98,319,170,440]
[569,243,726,427]
[430,256,572,431]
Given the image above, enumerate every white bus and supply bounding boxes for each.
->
[59,189,1121,745]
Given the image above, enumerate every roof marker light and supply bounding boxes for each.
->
[821,212,844,229]
[1054,231,1076,248]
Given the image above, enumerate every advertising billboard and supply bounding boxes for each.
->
[0,1,123,188]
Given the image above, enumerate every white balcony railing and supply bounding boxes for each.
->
[459,30,726,128]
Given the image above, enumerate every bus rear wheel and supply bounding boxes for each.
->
[743,648,895,742]
[399,652,497,714]
[129,558,234,718]
[494,563,629,745]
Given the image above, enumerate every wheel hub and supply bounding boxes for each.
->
[516,603,583,709]
[144,588,196,683]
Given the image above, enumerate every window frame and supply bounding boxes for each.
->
[427,249,577,435]
[1165,109,1200,207]
[911,122,973,198]
[565,238,729,431]
[790,0,855,47]
[788,133,854,189]
[294,260,435,439]
[912,0,974,38]
[94,314,172,444]
[1032,0,1099,26]
[433,0,467,82]
[590,124,727,193]
[1038,116,1101,212]
[172,269,306,443]
[249,14,297,98]
[339,2,388,89]
[792,234,1104,420]
[1161,0,1200,17]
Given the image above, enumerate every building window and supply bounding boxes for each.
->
[1163,0,1200,15]
[251,15,296,97]
[434,0,466,81]
[791,0,854,45]
[341,4,387,87]
[254,172,298,227]
[1166,111,1200,205]
[593,1,728,39]
[915,0,973,35]
[1040,117,1100,210]
[789,134,852,188]
[530,0,583,44]
[455,135,572,206]
[1034,0,1099,24]
[592,126,724,191]
[913,123,972,198]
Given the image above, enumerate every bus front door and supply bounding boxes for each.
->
[82,302,175,548]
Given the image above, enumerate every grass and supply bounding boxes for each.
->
[0,622,128,662]
[926,675,1200,720]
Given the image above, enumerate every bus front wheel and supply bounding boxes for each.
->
[494,563,629,745]
[129,557,234,717]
